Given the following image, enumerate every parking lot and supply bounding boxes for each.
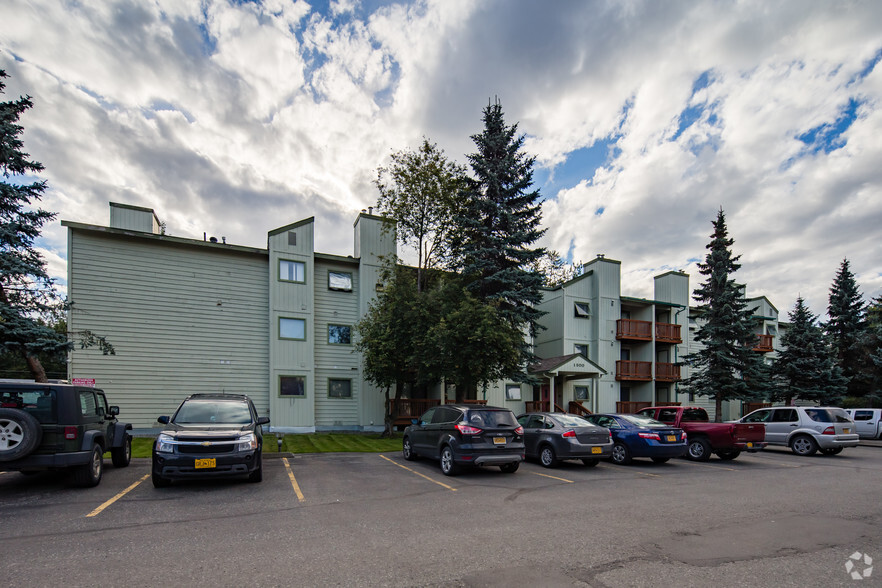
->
[2,443,882,587]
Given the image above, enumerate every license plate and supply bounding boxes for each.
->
[844,428,851,434]
[195,458,216,469]
[666,435,677,442]
[493,437,506,445]
[591,447,602,454]
[747,442,753,448]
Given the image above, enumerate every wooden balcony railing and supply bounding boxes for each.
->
[752,334,774,352]
[525,401,567,413]
[616,360,652,381]
[617,319,652,341]
[390,398,441,428]
[568,401,592,417]
[655,322,682,344]
[655,362,681,382]
[616,401,653,414]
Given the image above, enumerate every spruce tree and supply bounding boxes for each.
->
[774,297,848,405]
[826,258,868,396]
[682,209,765,421]
[0,70,69,382]
[453,99,546,377]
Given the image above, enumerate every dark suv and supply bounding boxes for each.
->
[402,404,524,476]
[152,393,269,487]
[0,382,132,487]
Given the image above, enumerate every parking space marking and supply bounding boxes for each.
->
[378,455,457,492]
[282,457,306,502]
[675,460,737,472]
[531,472,574,483]
[86,474,149,517]
[595,463,660,477]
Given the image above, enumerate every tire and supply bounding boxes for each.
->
[248,463,263,483]
[152,470,171,488]
[0,408,42,462]
[790,435,818,456]
[686,437,711,461]
[73,444,104,487]
[439,446,458,476]
[499,462,519,473]
[539,445,558,468]
[581,458,599,467]
[402,436,416,461]
[610,442,632,465]
[716,449,741,461]
[111,434,132,468]
[651,457,670,464]
[820,447,843,456]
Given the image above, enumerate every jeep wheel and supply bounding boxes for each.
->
[73,445,104,487]
[0,408,42,462]
[111,434,132,468]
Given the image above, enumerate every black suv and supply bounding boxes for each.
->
[152,393,269,487]
[402,404,524,475]
[0,382,132,487]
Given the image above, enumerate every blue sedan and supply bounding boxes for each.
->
[584,413,687,465]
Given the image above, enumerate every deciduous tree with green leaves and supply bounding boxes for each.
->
[682,209,767,421]
[773,297,848,405]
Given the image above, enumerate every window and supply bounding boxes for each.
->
[79,391,97,416]
[328,271,352,292]
[328,324,351,345]
[280,376,306,398]
[279,259,305,283]
[744,410,771,423]
[328,379,352,398]
[574,385,589,400]
[504,384,521,401]
[574,301,590,318]
[772,409,797,423]
[280,318,306,340]
[767,324,778,336]
[574,344,588,358]
[288,231,297,246]
[853,410,874,421]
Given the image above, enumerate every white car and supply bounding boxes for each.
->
[845,409,882,439]
[736,406,859,456]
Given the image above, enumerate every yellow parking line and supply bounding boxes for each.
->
[379,455,457,492]
[86,474,149,517]
[532,472,574,483]
[282,457,305,502]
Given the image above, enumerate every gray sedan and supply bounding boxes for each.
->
[516,412,613,467]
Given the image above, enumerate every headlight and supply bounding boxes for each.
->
[237,432,258,452]
[156,433,176,453]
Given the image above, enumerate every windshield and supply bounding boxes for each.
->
[173,400,252,424]
[804,408,852,423]
[621,414,669,427]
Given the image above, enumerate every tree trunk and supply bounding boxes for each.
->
[24,353,48,383]
[714,396,723,423]
[382,386,393,438]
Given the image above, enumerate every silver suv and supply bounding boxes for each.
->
[738,406,859,456]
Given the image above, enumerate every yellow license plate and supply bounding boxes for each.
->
[747,442,753,448]
[666,435,677,442]
[195,458,216,469]
[591,447,602,454]
[844,428,850,434]
[493,437,506,445]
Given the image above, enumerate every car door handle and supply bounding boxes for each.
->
[789,424,797,427]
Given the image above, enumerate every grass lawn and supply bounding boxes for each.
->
[130,433,402,458]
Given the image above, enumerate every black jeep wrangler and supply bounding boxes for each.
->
[0,382,132,487]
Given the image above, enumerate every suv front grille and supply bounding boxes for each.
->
[177,441,237,454]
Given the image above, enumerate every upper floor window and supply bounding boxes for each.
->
[574,302,590,318]
[280,259,305,283]
[328,271,352,292]
[280,317,306,340]
[574,344,588,358]
[328,324,351,345]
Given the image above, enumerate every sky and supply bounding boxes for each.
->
[2,0,881,319]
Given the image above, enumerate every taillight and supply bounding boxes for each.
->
[514,426,524,436]
[562,429,576,438]
[64,426,77,440]
[639,432,661,441]
[822,426,836,435]
[455,423,483,435]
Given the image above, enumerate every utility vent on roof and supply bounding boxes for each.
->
[288,231,296,246]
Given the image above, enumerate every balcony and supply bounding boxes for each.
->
[617,319,652,341]
[753,334,774,352]
[655,362,681,382]
[616,360,652,381]
[655,322,682,344]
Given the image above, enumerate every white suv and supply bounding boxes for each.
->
[737,406,859,456]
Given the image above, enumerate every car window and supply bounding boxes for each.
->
[525,415,544,428]
[0,388,57,424]
[95,392,109,416]
[743,410,771,423]
[804,408,851,423]
[174,400,253,424]
[682,408,709,422]
[79,390,98,417]
[470,410,517,428]
[772,409,797,423]
[419,408,436,425]
[853,410,874,421]
[554,414,592,428]
[517,415,530,426]
[436,407,463,424]
[657,409,678,422]
[620,414,664,427]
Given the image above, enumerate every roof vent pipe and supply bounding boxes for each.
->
[209,236,218,243]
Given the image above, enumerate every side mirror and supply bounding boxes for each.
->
[411,418,419,425]
[108,406,120,416]
[257,416,270,426]
[157,415,170,425]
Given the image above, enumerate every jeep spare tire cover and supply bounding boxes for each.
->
[0,408,43,462]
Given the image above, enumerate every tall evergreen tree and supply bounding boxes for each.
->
[453,99,546,377]
[773,297,848,405]
[682,209,766,421]
[0,70,69,382]
[826,258,868,396]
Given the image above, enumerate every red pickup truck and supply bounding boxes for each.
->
[636,406,766,461]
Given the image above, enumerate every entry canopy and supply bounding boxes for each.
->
[529,353,606,379]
